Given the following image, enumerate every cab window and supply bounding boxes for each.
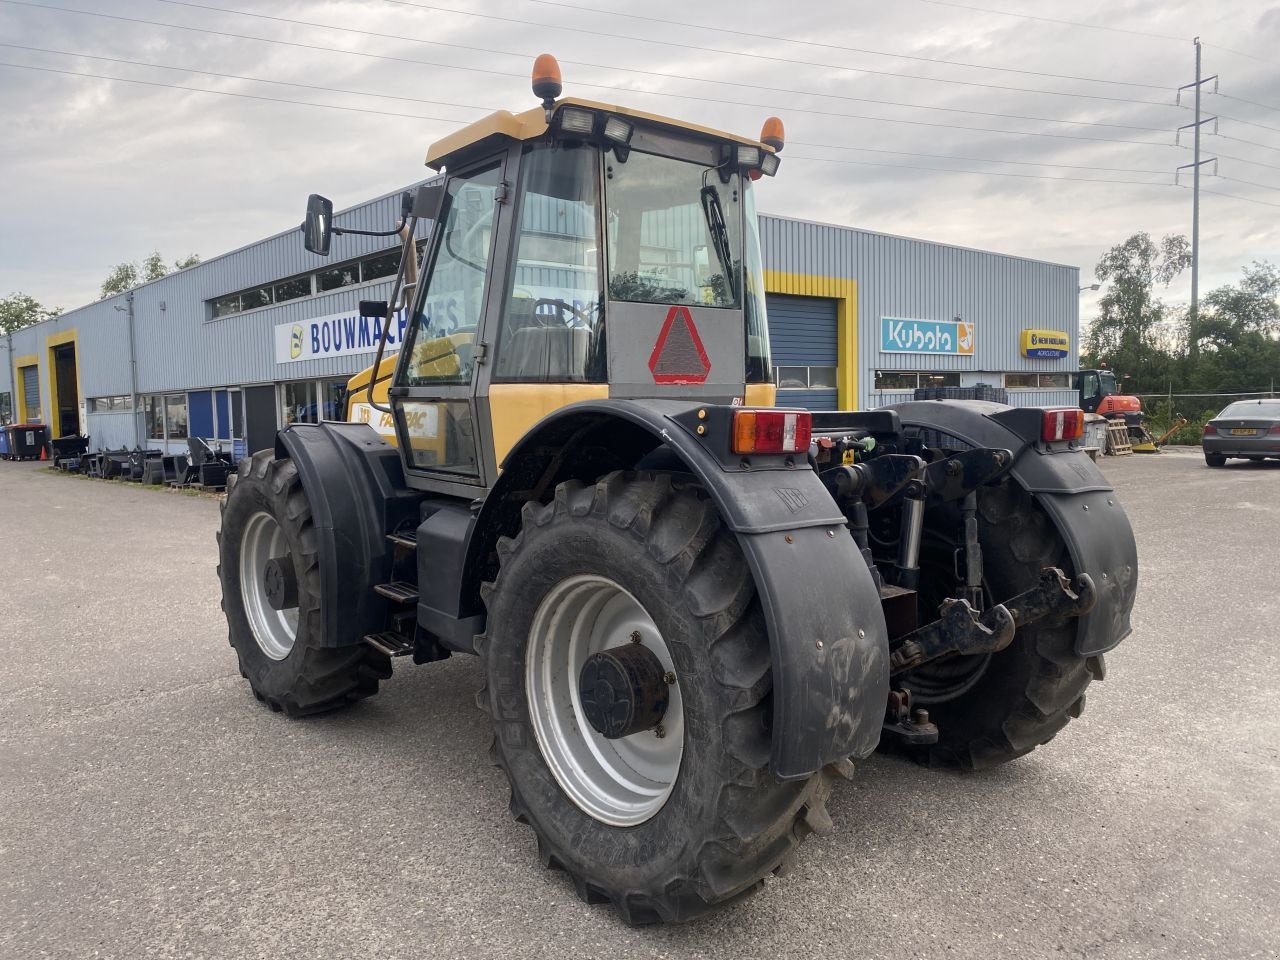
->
[494,142,605,382]
[400,163,502,386]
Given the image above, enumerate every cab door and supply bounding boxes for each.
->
[391,153,513,491]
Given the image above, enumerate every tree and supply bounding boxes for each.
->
[1086,233,1191,393]
[99,252,202,299]
[1187,261,1280,394]
[0,292,62,334]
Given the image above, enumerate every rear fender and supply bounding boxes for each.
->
[275,423,423,647]
[471,400,890,781]
[888,400,1138,655]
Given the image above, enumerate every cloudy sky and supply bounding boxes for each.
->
[1,0,1277,317]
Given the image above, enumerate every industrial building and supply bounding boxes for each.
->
[2,185,1080,458]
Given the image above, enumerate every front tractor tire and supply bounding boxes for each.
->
[479,472,841,924]
[218,451,391,715]
[902,477,1102,770]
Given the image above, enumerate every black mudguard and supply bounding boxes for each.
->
[476,400,890,781]
[888,400,1138,656]
[275,423,422,648]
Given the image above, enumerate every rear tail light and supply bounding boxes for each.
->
[1269,424,1280,435]
[1203,423,1218,435]
[1041,407,1084,443]
[732,410,812,455]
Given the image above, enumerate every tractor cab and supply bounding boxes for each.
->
[313,56,782,492]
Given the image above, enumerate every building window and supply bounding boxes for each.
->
[207,246,410,320]
[143,394,189,440]
[361,250,401,282]
[283,381,317,425]
[777,366,838,390]
[164,394,189,439]
[144,396,164,440]
[874,371,961,390]
[1006,373,1072,389]
[321,380,349,421]
[0,391,11,424]
[317,264,359,292]
[274,277,312,303]
[88,396,134,412]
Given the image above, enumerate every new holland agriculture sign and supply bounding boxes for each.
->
[1020,328,1071,359]
[880,317,974,356]
[273,308,409,365]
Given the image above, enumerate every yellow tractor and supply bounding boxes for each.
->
[217,56,1138,923]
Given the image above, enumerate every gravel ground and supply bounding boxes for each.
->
[1,450,1276,960]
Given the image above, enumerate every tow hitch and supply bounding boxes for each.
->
[881,568,1098,746]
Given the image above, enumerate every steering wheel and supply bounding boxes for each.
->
[531,298,595,329]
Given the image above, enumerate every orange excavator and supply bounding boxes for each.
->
[1076,368,1162,451]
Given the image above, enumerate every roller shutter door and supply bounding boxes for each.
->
[766,294,839,410]
[21,366,41,422]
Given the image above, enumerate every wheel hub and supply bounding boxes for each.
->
[578,644,670,739]
[525,574,684,827]
[263,556,298,611]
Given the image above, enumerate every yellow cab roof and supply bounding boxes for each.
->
[425,96,773,170]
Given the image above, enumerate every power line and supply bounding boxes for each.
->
[0,42,498,112]
[0,43,1177,183]
[490,0,1174,88]
[1215,150,1280,173]
[786,153,1168,185]
[0,60,470,123]
[5,60,1274,206]
[1216,92,1280,115]
[1219,134,1280,155]
[902,0,1187,42]
[0,2,1176,149]
[1192,186,1280,209]
[142,0,1178,107]
[1203,43,1270,65]
[1218,175,1280,194]
[1213,112,1280,135]
[789,140,1169,174]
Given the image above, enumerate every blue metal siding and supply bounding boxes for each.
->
[759,214,1080,410]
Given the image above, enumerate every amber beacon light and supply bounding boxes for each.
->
[532,54,563,112]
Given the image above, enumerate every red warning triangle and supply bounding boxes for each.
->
[648,306,712,384]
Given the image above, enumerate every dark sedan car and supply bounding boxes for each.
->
[1202,399,1280,466]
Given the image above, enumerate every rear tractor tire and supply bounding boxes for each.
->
[218,451,391,715]
[479,472,843,924]
[901,477,1103,770]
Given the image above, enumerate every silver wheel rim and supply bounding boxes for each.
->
[526,574,684,827]
[239,511,299,661]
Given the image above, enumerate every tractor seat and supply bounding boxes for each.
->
[496,326,592,381]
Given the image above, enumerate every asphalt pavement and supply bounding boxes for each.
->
[1,451,1277,960]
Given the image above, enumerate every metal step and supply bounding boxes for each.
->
[386,529,418,550]
[363,631,414,658]
[374,581,419,604]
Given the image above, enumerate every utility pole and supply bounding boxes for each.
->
[114,291,141,446]
[1176,38,1218,362]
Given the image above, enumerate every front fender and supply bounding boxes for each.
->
[275,422,422,647]
[475,400,890,780]
[888,400,1138,655]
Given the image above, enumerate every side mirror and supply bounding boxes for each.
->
[359,300,389,319]
[302,194,334,255]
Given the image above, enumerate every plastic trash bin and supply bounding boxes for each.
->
[6,424,48,461]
